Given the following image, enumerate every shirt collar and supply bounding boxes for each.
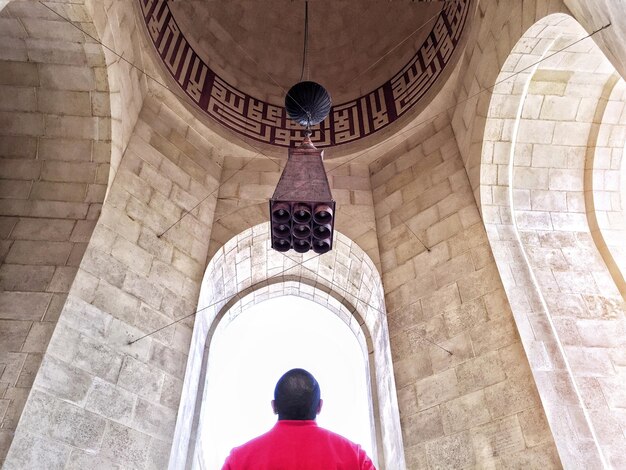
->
[275,420,318,427]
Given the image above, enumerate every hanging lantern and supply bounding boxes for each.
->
[269,81,335,254]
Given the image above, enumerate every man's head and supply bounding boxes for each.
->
[272,368,322,420]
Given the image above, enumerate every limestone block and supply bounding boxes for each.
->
[43,293,67,322]
[92,280,141,326]
[21,18,85,42]
[38,90,91,117]
[564,346,615,377]
[158,158,191,190]
[540,95,580,121]
[99,421,151,468]
[0,158,41,180]
[0,61,38,87]
[455,351,506,395]
[72,334,123,383]
[26,38,87,66]
[38,138,92,162]
[64,450,119,470]
[117,356,164,402]
[20,390,105,451]
[12,218,74,242]
[430,333,474,373]
[401,406,444,447]
[0,320,30,351]
[552,270,598,294]
[0,291,52,321]
[3,432,70,470]
[393,351,433,389]
[39,64,95,92]
[34,356,92,404]
[42,160,96,183]
[484,376,540,419]
[421,283,461,320]
[44,115,98,140]
[123,271,163,310]
[111,236,154,276]
[548,168,583,191]
[0,86,36,112]
[425,431,475,469]
[22,322,54,353]
[30,181,85,203]
[471,315,519,355]
[0,37,27,62]
[160,374,183,410]
[81,248,126,288]
[132,398,176,440]
[499,442,561,468]
[426,214,463,246]
[433,252,475,288]
[84,378,135,425]
[149,260,187,297]
[137,227,174,264]
[0,264,54,292]
[515,210,552,230]
[441,390,492,434]
[415,369,459,411]
[518,407,556,447]
[552,121,591,146]
[471,415,525,462]
[517,119,555,143]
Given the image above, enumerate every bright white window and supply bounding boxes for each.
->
[201,295,374,469]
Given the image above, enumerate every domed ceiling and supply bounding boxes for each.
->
[139,0,472,149]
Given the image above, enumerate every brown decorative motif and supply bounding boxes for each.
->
[139,0,471,148]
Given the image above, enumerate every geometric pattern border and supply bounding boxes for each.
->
[139,0,471,148]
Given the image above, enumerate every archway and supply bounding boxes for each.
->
[480,13,626,469]
[198,295,375,468]
[169,223,405,470]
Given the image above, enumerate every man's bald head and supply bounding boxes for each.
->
[273,369,321,420]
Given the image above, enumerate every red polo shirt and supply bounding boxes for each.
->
[222,420,375,470]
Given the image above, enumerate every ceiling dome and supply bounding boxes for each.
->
[139,0,472,150]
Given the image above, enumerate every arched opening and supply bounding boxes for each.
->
[480,12,626,469]
[169,223,405,470]
[199,295,375,469]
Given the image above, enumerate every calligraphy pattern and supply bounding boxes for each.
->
[139,0,471,148]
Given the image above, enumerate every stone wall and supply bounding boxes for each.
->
[3,93,223,469]
[0,1,110,462]
[210,156,380,270]
[450,0,568,205]
[370,115,560,468]
[84,0,150,188]
[478,14,626,468]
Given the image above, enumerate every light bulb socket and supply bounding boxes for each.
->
[312,238,331,254]
[271,202,291,224]
[292,224,311,239]
[313,204,333,224]
[273,238,291,252]
[293,239,311,253]
[292,203,312,224]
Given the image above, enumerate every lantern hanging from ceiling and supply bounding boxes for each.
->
[269,81,335,254]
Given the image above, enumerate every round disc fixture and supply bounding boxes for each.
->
[285,81,332,127]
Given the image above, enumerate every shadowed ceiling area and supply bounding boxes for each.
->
[140,0,472,149]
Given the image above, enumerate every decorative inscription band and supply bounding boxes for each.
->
[139,0,470,148]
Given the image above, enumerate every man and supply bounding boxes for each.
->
[222,368,376,470]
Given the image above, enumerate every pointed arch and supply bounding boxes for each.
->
[169,223,405,470]
[480,13,626,468]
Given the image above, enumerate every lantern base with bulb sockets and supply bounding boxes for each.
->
[269,136,335,255]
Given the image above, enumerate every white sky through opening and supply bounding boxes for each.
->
[202,295,374,469]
